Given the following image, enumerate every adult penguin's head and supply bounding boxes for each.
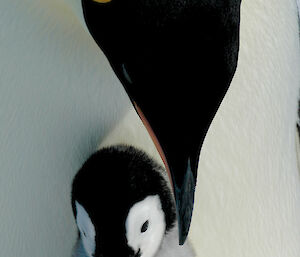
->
[81,0,241,244]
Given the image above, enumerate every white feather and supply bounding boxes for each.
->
[75,201,96,257]
[156,225,194,257]
[125,195,166,257]
[72,238,89,257]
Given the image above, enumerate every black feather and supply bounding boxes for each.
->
[71,145,176,257]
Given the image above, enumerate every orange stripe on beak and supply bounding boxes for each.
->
[92,0,112,3]
[133,102,174,191]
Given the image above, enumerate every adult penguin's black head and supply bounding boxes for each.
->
[81,0,241,244]
[71,145,176,257]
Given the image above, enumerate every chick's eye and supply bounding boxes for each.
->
[141,220,149,233]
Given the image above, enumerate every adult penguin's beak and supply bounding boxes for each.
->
[133,103,197,245]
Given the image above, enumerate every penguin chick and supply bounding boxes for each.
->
[71,145,194,257]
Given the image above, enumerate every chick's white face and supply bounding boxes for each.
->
[75,201,96,257]
[125,195,166,257]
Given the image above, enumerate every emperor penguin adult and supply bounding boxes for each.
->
[71,145,194,257]
[80,0,242,243]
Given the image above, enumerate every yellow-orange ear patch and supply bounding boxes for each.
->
[92,0,112,3]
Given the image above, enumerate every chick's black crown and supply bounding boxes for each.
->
[71,145,176,233]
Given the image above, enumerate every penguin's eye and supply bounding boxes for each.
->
[141,220,149,233]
